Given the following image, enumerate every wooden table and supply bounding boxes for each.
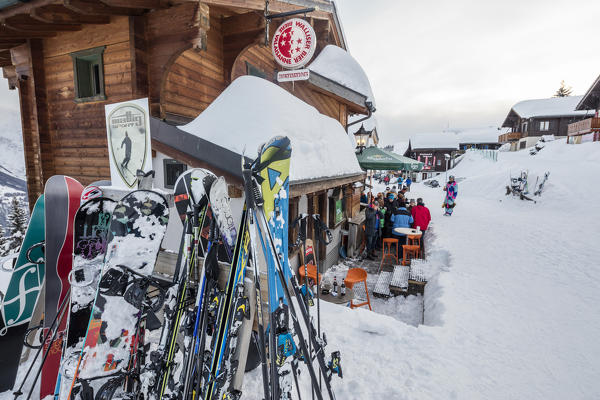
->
[318,287,354,305]
[393,227,422,236]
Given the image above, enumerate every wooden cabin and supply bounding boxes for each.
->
[568,75,600,143]
[0,0,369,268]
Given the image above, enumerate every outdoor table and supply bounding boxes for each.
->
[319,287,354,306]
[393,227,422,236]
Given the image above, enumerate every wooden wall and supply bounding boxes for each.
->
[160,13,226,123]
[42,16,134,185]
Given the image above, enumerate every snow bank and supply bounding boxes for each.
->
[179,76,363,182]
[510,95,591,118]
[308,45,376,106]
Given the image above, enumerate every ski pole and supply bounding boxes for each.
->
[21,288,70,400]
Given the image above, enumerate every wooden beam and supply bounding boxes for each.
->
[2,65,17,88]
[0,0,58,20]
[63,0,144,16]
[0,50,12,67]
[31,4,111,24]
[2,15,82,32]
[222,11,264,37]
[99,0,166,9]
[0,26,56,38]
[0,39,26,50]
[201,0,331,20]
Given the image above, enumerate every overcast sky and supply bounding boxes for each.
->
[2,1,600,146]
[335,0,600,144]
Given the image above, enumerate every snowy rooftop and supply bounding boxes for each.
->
[409,133,459,150]
[309,45,376,107]
[509,95,591,119]
[392,141,409,156]
[179,76,363,182]
[449,126,506,144]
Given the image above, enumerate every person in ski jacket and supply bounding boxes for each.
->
[378,204,385,249]
[443,176,458,216]
[360,191,368,204]
[412,198,431,255]
[364,203,379,259]
[383,192,398,238]
[406,177,412,191]
[391,201,414,256]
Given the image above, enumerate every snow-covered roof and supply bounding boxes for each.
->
[510,96,590,119]
[449,127,505,144]
[308,45,376,107]
[409,133,459,150]
[392,141,409,156]
[179,76,363,182]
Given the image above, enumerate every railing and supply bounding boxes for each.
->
[466,148,498,162]
[498,131,522,143]
[567,117,600,136]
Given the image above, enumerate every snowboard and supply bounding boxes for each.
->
[69,190,169,399]
[42,175,83,398]
[0,195,45,392]
[57,197,116,399]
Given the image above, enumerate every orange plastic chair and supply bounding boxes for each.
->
[402,245,421,266]
[344,268,372,310]
[297,263,322,286]
[380,238,398,271]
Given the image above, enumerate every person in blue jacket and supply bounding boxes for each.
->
[391,200,414,258]
[405,177,412,192]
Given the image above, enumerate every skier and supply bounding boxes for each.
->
[406,176,412,192]
[383,192,397,238]
[120,131,132,171]
[364,202,379,260]
[443,175,458,216]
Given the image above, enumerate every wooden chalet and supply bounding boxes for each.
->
[500,96,593,151]
[405,134,458,181]
[569,75,600,143]
[0,0,370,269]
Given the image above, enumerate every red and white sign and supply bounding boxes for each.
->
[272,18,317,69]
[277,69,310,82]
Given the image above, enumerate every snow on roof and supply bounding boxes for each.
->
[510,95,591,118]
[179,76,363,182]
[308,45,376,106]
[409,133,459,150]
[448,126,506,144]
[392,141,409,156]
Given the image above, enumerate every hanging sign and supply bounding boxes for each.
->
[105,98,153,188]
[277,69,310,82]
[272,18,317,69]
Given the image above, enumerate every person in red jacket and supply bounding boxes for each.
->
[411,198,431,255]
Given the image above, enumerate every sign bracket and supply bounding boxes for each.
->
[264,0,315,46]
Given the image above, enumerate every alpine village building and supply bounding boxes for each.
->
[0,0,372,270]
[568,75,600,143]
[499,96,593,150]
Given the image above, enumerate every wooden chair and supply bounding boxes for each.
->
[344,268,372,310]
[401,245,421,266]
[297,263,322,286]
[380,238,398,271]
[407,234,422,257]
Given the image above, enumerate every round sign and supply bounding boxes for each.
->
[271,18,317,69]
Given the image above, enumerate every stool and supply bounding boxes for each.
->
[402,245,420,266]
[344,268,372,310]
[407,234,422,257]
[380,238,399,271]
[297,263,322,286]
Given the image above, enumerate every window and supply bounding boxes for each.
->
[437,159,442,166]
[71,46,106,102]
[522,122,528,132]
[245,61,267,79]
[539,121,549,131]
[163,159,187,189]
[519,141,526,149]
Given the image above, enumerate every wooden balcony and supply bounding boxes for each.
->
[498,131,521,143]
[567,117,600,136]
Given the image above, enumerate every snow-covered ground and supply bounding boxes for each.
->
[243,140,600,399]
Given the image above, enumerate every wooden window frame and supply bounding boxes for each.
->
[245,61,267,79]
[71,46,106,103]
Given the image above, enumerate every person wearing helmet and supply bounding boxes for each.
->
[443,175,458,216]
